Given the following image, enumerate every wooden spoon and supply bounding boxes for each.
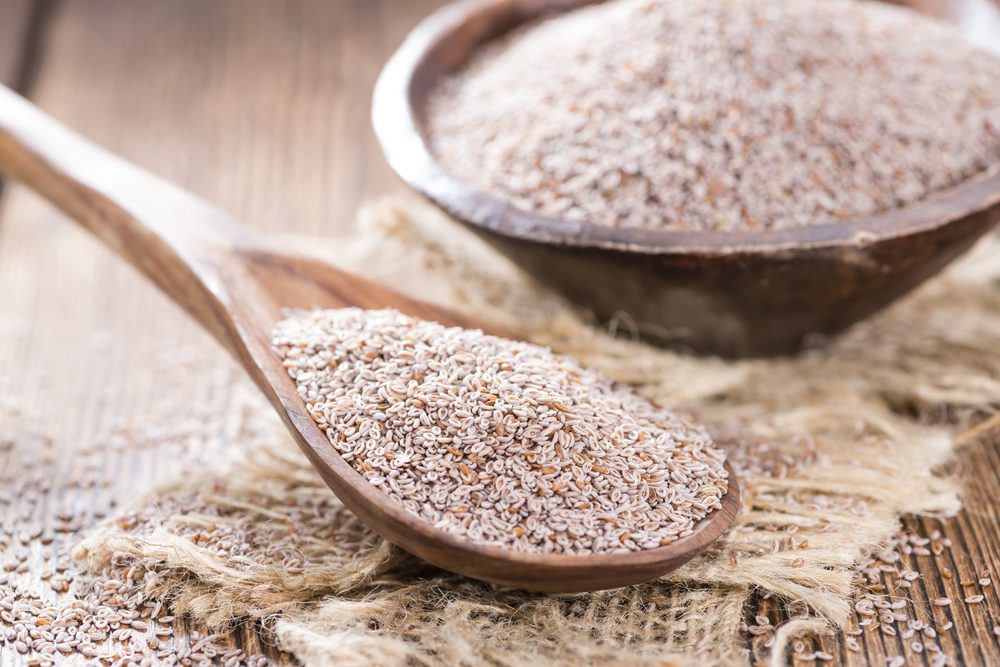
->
[0,84,739,593]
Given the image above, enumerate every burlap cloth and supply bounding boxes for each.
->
[74,195,1000,666]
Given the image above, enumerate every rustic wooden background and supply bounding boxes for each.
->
[0,1,997,665]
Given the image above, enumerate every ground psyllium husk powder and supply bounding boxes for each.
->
[427,0,1000,232]
[272,308,728,555]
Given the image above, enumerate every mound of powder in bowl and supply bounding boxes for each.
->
[426,0,1000,232]
[272,308,729,555]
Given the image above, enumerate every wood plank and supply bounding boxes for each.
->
[0,1,445,664]
[1,0,997,665]
[0,0,39,197]
[20,0,445,237]
[746,427,1000,666]
[0,0,36,87]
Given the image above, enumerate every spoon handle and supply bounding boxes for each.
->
[0,84,256,353]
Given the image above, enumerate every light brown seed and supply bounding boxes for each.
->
[273,308,729,555]
[428,0,1000,233]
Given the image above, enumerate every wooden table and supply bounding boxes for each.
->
[0,2,997,665]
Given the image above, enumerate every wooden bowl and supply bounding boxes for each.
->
[373,0,1000,357]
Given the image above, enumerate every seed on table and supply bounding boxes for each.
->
[933,598,951,607]
[964,595,984,604]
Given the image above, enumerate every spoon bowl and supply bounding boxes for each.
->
[0,85,740,592]
[373,0,1000,357]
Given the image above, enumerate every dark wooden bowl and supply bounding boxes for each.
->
[373,0,1000,357]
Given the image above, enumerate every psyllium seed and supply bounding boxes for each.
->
[273,308,729,555]
[428,0,1000,232]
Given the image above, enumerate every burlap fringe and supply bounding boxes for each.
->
[75,195,1000,666]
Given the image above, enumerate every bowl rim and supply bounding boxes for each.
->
[372,0,1000,255]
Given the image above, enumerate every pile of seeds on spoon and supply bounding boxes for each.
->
[272,308,729,555]
[427,0,1000,232]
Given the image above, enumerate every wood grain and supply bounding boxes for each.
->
[0,0,40,199]
[0,0,36,87]
[0,0,997,664]
[746,420,1000,666]
[0,0,444,663]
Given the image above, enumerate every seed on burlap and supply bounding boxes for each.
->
[428,0,1000,233]
[273,308,729,554]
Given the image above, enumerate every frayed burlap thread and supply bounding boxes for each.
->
[74,195,1000,666]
